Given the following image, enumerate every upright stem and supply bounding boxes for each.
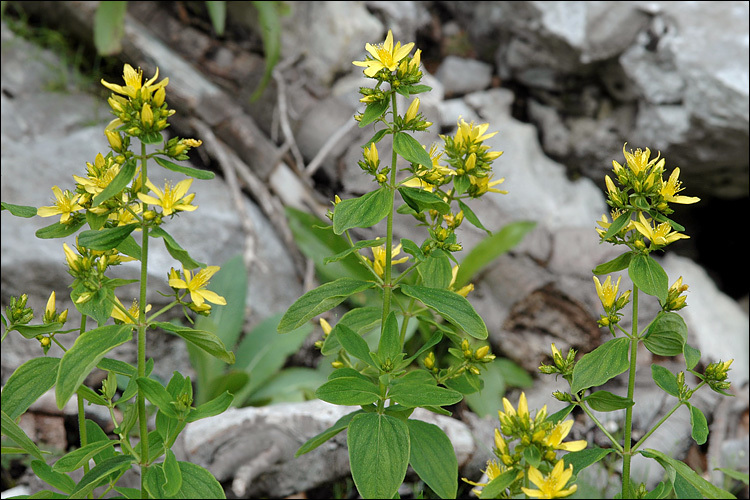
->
[621,285,639,499]
[77,314,93,499]
[381,93,399,331]
[137,142,150,498]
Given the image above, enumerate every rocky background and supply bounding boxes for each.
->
[1,1,748,498]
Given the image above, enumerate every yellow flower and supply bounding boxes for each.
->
[319,318,332,337]
[469,174,507,196]
[101,63,169,100]
[454,119,498,149]
[362,242,409,278]
[169,266,226,307]
[632,211,689,247]
[404,97,420,123]
[620,142,662,176]
[112,296,151,324]
[37,186,83,224]
[364,142,379,167]
[660,168,700,205]
[498,392,530,428]
[593,275,621,309]
[521,461,578,499]
[141,103,154,127]
[353,30,415,77]
[544,419,587,452]
[462,459,506,497]
[137,178,197,216]
[74,153,121,197]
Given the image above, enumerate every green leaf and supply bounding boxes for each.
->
[359,99,389,127]
[584,390,634,411]
[316,377,380,406]
[52,440,117,472]
[335,323,375,366]
[400,284,488,339]
[162,449,182,497]
[278,278,374,333]
[683,343,701,371]
[71,285,114,326]
[393,132,433,168]
[153,321,235,365]
[2,357,60,419]
[398,187,450,215]
[454,221,536,287]
[457,199,490,235]
[1,201,37,217]
[479,469,517,499]
[116,235,142,261]
[324,238,383,265]
[248,0,282,102]
[416,250,453,289]
[641,448,736,499]
[348,413,410,499]
[547,405,575,424]
[154,157,215,180]
[85,420,117,465]
[144,460,225,499]
[629,253,669,302]
[688,403,709,445]
[651,364,680,397]
[643,312,687,357]
[204,1,226,35]
[93,1,127,55]
[570,337,630,394]
[388,382,462,408]
[86,209,109,230]
[150,227,206,269]
[67,455,134,498]
[92,159,137,206]
[30,460,75,494]
[1,410,46,461]
[603,210,632,240]
[332,188,392,235]
[55,324,133,409]
[563,447,616,475]
[378,312,401,363]
[186,391,233,422]
[593,251,633,275]
[77,224,137,251]
[136,377,180,419]
[35,219,85,239]
[296,409,365,457]
[11,322,63,339]
[407,419,457,499]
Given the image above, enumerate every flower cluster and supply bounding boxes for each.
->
[592,275,632,328]
[464,393,586,498]
[597,143,698,252]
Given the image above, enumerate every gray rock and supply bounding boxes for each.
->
[434,55,494,96]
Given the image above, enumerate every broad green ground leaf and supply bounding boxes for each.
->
[55,324,133,409]
[154,157,215,180]
[52,440,117,472]
[205,1,226,35]
[688,403,709,445]
[1,410,45,461]
[348,413,410,499]
[67,455,134,498]
[77,223,137,251]
[393,132,433,168]
[30,460,75,494]
[629,253,669,302]
[571,337,630,394]
[388,382,462,408]
[400,284,487,339]
[332,188,392,235]
[316,377,380,406]
[651,364,680,397]
[454,221,536,287]
[154,321,235,364]
[584,390,634,411]
[278,278,374,332]
[407,419,457,499]
[1,357,60,419]
[93,1,127,55]
[296,409,365,457]
[644,312,687,357]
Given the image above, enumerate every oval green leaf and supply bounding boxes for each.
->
[651,364,680,397]
[52,440,117,472]
[77,224,138,251]
[643,312,687,357]
[407,419,457,499]
[584,390,634,412]
[348,413,410,499]
[1,409,46,461]
[388,383,462,408]
[153,321,235,365]
[2,357,61,419]
[55,324,134,409]
[144,460,225,499]
[593,251,633,275]
[154,157,215,180]
[393,132,433,168]
[67,455,134,498]
[629,253,669,302]
[1,202,38,218]
[332,188,392,235]
[400,284,488,339]
[688,404,708,445]
[149,227,205,269]
[315,377,380,406]
[570,337,630,394]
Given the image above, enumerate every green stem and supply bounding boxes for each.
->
[621,285,639,499]
[381,92,399,332]
[137,142,150,497]
[631,401,682,452]
[578,401,624,453]
[77,314,92,498]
